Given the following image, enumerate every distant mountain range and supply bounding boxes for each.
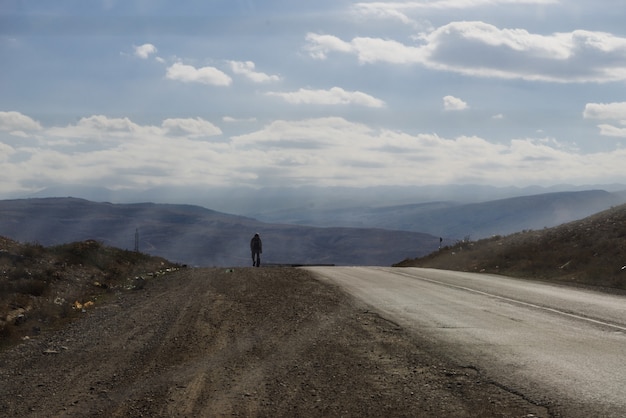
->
[0,189,623,267]
[253,190,626,239]
[0,198,438,267]
[20,183,626,216]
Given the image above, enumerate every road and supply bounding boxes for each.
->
[305,266,626,417]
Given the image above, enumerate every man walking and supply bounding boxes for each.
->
[250,233,262,267]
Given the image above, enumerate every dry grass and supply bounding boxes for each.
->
[0,237,180,349]
[395,203,626,291]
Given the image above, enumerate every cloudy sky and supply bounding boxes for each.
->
[2,0,626,198]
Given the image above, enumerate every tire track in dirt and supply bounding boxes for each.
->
[1,267,551,417]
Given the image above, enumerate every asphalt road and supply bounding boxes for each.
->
[304,266,626,417]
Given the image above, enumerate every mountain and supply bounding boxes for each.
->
[252,190,625,240]
[24,183,626,216]
[0,198,438,267]
[1,189,622,267]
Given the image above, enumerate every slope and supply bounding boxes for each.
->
[396,203,626,290]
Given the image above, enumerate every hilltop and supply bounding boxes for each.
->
[396,203,626,291]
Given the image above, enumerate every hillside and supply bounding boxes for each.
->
[0,198,438,267]
[0,236,179,348]
[396,203,626,291]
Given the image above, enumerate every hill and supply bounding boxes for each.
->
[0,198,438,267]
[396,203,626,291]
[0,236,179,347]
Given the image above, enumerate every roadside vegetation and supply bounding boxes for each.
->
[396,203,626,292]
[0,237,180,349]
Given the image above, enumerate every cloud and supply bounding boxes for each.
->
[3,112,626,193]
[583,102,626,120]
[45,115,222,143]
[232,117,373,147]
[223,116,257,123]
[354,0,558,15]
[304,33,354,60]
[232,117,626,186]
[134,43,157,59]
[305,32,425,64]
[597,124,626,138]
[161,118,222,138]
[228,61,280,83]
[443,95,468,111]
[46,115,152,142]
[305,22,626,83]
[267,87,386,108]
[0,142,15,161]
[583,102,626,138]
[0,111,42,134]
[166,62,232,86]
[352,0,559,27]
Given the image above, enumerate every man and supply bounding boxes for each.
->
[250,233,262,267]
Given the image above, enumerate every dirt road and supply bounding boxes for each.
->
[0,267,549,417]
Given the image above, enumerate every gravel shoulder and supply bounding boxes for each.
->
[0,267,550,417]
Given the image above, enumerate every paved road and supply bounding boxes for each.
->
[305,266,626,417]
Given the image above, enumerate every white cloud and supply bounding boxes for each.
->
[166,62,232,86]
[583,102,626,120]
[304,33,354,60]
[3,113,626,191]
[161,118,222,138]
[231,117,626,186]
[134,43,157,59]
[305,32,425,64]
[46,115,152,142]
[597,124,626,138]
[443,95,468,111]
[267,87,386,108]
[352,0,559,28]
[354,0,557,15]
[0,142,15,161]
[305,22,626,83]
[45,115,222,143]
[583,102,626,138]
[232,117,373,147]
[223,116,257,123]
[228,61,280,83]
[0,111,42,132]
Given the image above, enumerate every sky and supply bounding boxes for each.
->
[2,0,626,199]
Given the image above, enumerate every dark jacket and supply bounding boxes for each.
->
[250,234,262,253]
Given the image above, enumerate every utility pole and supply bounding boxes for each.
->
[134,228,139,252]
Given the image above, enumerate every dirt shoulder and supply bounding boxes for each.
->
[0,267,550,417]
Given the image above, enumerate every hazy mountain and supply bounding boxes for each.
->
[0,198,438,267]
[2,188,623,267]
[24,183,626,216]
[251,190,626,240]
